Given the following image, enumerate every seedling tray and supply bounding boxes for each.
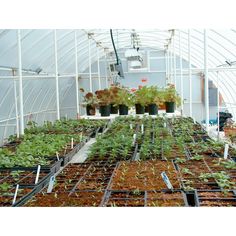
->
[0,158,62,175]
[101,189,188,207]
[195,189,236,207]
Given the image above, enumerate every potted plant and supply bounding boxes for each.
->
[134,86,149,114]
[113,87,133,115]
[163,84,181,113]
[95,89,111,117]
[109,86,121,114]
[146,86,164,115]
[80,89,97,116]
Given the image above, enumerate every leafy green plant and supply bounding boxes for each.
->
[113,87,134,107]
[175,158,186,164]
[163,83,181,106]
[133,86,149,106]
[181,168,194,176]
[199,171,234,191]
[0,182,12,192]
[146,86,164,106]
[190,154,204,161]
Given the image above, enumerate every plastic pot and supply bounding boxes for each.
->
[119,105,129,115]
[165,102,175,113]
[86,105,96,116]
[100,105,111,117]
[144,106,149,113]
[135,104,145,114]
[148,104,158,115]
[110,104,118,114]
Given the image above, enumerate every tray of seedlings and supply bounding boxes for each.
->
[24,161,119,207]
[23,163,93,207]
[109,160,181,191]
[24,119,108,137]
[0,168,53,207]
[85,118,141,163]
[175,152,236,192]
[101,189,188,207]
[195,190,236,207]
[174,155,220,191]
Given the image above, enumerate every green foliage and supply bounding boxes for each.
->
[181,168,194,176]
[175,158,186,163]
[163,83,181,106]
[199,171,234,190]
[190,154,204,161]
[113,88,134,107]
[133,86,149,106]
[146,86,164,106]
[0,182,12,192]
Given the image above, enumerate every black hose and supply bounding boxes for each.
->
[110,29,119,65]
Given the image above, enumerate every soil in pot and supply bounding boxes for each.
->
[100,105,110,117]
[86,105,96,116]
[135,104,145,114]
[110,104,118,114]
[119,105,129,115]
[148,104,158,115]
[165,102,175,113]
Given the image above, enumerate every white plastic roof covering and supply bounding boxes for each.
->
[0,29,236,121]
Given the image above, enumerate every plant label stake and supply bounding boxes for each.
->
[12,184,19,205]
[164,122,166,128]
[130,124,133,129]
[35,165,41,184]
[47,175,56,193]
[224,144,229,159]
[141,124,144,134]
[161,172,173,190]
[133,134,137,146]
[56,152,60,161]
[80,133,83,142]
[71,138,74,149]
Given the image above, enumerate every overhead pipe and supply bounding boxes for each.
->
[204,29,209,133]
[188,29,193,117]
[74,30,80,118]
[97,46,101,90]
[88,35,92,92]
[179,30,184,115]
[17,30,25,135]
[54,30,60,120]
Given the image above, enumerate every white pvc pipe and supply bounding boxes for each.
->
[170,42,172,83]
[74,30,80,117]
[88,38,92,92]
[13,79,20,138]
[17,30,24,135]
[165,49,168,85]
[54,30,60,120]
[217,71,220,140]
[188,29,192,117]
[105,53,109,88]
[173,34,177,86]
[97,47,101,90]
[168,49,170,83]
[179,30,184,115]
[204,29,209,133]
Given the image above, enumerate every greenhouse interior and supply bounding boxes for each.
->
[1,28,236,207]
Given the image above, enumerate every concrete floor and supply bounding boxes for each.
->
[71,138,96,163]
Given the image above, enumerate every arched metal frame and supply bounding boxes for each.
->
[1,29,236,141]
